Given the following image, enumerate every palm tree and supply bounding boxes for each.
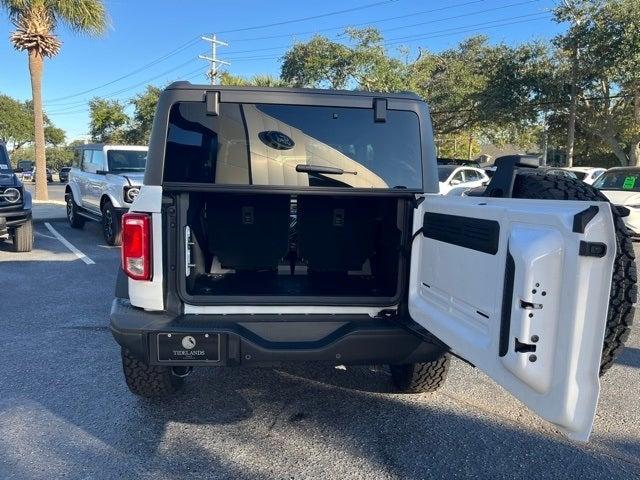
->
[1,0,107,200]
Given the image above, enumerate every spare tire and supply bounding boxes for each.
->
[511,171,637,375]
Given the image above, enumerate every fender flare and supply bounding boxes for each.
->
[65,182,82,205]
[22,189,32,210]
[100,192,121,211]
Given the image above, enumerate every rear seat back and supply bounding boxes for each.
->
[297,196,376,272]
[206,194,290,271]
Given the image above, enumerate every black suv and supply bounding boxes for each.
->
[109,83,635,442]
[0,143,33,252]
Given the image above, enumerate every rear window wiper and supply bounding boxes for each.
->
[296,164,357,175]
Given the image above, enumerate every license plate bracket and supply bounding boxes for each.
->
[157,333,220,362]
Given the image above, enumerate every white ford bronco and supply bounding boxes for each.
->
[65,143,148,245]
[110,83,635,442]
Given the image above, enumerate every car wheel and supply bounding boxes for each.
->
[389,354,450,393]
[121,349,184,397]
[12,219,33,252]
[512,170,637,375]
[66,192,85,229]
[101,200,122,246]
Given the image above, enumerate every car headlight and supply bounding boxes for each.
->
[1,187,21,203]
[124,186,140,203]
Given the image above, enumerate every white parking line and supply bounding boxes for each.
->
[35,231,57,240]
[44,222,95,265]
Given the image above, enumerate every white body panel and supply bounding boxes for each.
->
[409,195,615,441]
[599,189,640,235]
[128,185,164,311]
[567,167,606,185]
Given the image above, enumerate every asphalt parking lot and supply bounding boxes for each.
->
[1,207,639,479]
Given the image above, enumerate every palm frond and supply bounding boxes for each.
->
[50,0,108,36]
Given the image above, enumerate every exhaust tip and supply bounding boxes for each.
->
[171,366,193,378]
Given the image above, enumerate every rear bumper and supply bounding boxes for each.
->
[110,298,444,367]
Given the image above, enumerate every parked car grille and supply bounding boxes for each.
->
[0,186,23,207]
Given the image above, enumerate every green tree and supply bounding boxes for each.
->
[281,28,408,91]
[0,94,32,149]
[127,85,161,144]
[220,73,289,88]
[89,98,129,143]
[0,94,67,149]
[554,0,640,166]
[44,124,65,145]
[1,0,108,200]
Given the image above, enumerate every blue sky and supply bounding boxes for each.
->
[0,0,564,141]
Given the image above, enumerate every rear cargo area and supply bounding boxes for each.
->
[178,192,410,303]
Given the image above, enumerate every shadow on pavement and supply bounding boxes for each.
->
[615,346,640,369]
[1,341,638,479]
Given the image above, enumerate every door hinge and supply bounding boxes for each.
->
[579,241,607,258]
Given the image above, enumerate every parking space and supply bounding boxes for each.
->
[0,216,639,479]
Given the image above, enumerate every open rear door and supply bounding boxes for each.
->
[409,195,616,441]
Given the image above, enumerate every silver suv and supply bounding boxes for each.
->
[65,144,148,245]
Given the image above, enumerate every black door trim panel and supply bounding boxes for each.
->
[423,212,500,254]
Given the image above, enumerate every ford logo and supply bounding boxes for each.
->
[259,131,295,150]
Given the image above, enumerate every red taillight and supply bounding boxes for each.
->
[121,213,152,280]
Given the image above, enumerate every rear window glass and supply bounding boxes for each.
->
[107,150,147,173]
[594,170,640,192]
[163,102,422,189]
[572,171,587,180]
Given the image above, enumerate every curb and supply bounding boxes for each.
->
[32,200,67,206]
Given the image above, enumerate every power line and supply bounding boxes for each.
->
[225,0,525,43]
[44,36,201,105]
[217,0,402,34]
[46,60,201,115]
[38,0,489,106]
[223,13,552,62]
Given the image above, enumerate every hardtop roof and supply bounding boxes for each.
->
[164,81,423,102]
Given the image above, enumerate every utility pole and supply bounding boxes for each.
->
[563,0,581,168]
[198,34,229,85]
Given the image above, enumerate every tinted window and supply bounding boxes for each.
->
[82,150,93,170]
[572,171,588,180]
[594,170,640,192]
[92,150,106,169]
[0,147,10,172]
[437,165,456,182]
[464,169,480,182]
[163,101,422,189]
[451,170,464,183]
[107,150,146,172]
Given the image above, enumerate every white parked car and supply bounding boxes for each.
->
[566,167,606,185]
[593,167,640,236]
[437,165,489,195]
[65,144,148,245]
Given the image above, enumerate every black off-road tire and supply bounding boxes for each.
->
[66,191,85,229]
[121,349,184,398]
[511,171,637,375]
[390,354,450,393]
[101,201,121,246]
[12,219,33,252]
